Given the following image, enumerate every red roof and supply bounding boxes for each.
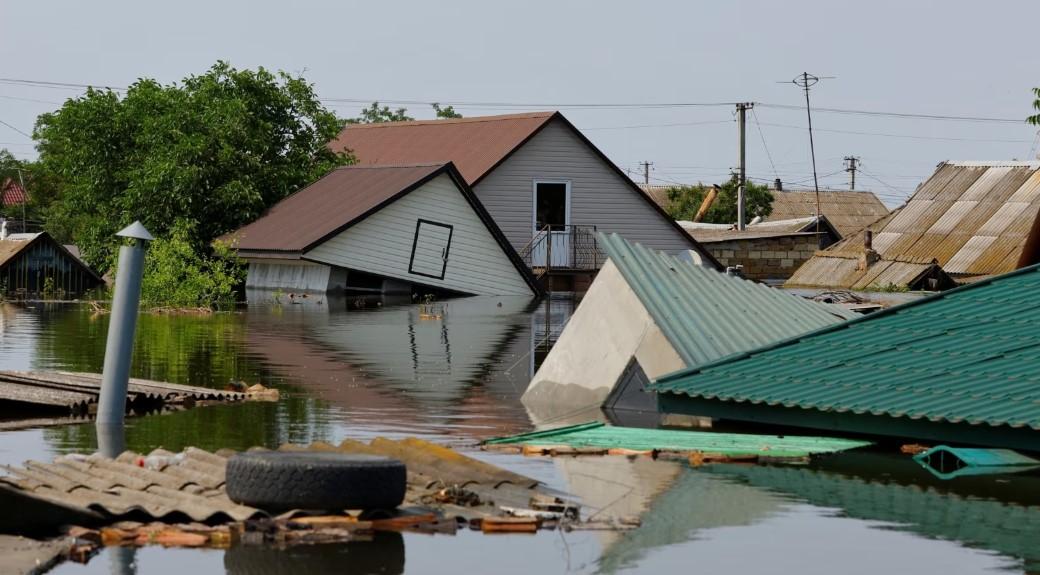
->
[1,179,27,207]
[229,164,446,253]
[329,112,556,185]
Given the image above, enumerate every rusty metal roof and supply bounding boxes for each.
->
[765,190,890,236]
[330,112,556,185]
[0,178,27,207]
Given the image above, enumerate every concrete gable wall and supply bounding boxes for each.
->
[305,173,534,296]
[474,118,696,255]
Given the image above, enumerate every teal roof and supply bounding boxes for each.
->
[654,263,1040,431]
[599,233,855,369]
[483,421,870,458]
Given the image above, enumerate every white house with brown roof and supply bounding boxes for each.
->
[331,112,720,280]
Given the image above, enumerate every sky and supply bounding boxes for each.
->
[1,0,1038,207]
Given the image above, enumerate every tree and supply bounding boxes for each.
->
[1029,88,1040,125]
[32,61,351,270]
[664,173,773,224]
[432,103,463,119]
[346,101,414,124]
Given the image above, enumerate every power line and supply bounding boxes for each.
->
[584,119,732,131]
[755,121,1034,144]
[757,102,1022,124]
[857,168,909,198]
[0,119,31,139]
[750,108,779,180]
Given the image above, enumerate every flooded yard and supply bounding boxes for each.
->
[2,297,1039,574]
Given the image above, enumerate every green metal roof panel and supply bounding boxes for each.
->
[483,422,871,457]
[598,233,855,369]
[653,263,1040,430]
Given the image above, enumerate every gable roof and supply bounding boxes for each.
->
[226,163,544,295]
[1,178,27,207]
[600,233,855,370]
[333,112,723,270]
[765,190,889,236]
[0,232,102,282]
[654,262,1040,435]
[330,112,556,185]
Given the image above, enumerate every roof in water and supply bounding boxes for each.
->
[599,232,855,370]
[765,189,889,236]
[655,262,1040,433]
[227,163,449,253]
[789,162,1040,289]
[330,112,557,185]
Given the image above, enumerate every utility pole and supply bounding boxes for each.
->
[783,72,833,242]
[15,168,26,233]
[639,161,653,185]
[736,102,753,230]
[844,156,860,190]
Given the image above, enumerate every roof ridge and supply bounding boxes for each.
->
[344,111,557,129]
[332,162,449,171]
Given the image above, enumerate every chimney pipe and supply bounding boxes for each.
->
[864,229,873,251]
[774,178,783,191]
[0,219,7,240]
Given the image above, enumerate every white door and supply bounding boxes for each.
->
[532,181,571,268]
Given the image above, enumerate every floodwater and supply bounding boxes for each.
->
[2,297,1039,574]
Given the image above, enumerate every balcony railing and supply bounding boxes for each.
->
[518,225,602,278]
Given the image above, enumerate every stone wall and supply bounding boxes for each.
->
[705,234,821,281]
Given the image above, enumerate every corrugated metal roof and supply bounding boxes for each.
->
[331,112,556,185]
[655,262,1040,433]
[599,233,855,370]
[682,216,840,244]
[764,190,890,236]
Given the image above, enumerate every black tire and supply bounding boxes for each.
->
[223,532,405,575]
[225,452,406,512]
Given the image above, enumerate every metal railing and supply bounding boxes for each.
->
[517,225,601,278]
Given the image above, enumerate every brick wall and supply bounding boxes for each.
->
[705,235,820,281]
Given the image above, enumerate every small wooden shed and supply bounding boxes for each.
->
[0,232,103,297]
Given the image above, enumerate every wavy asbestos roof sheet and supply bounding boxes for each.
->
[655,262,1040,431]
[765,190,889,236]
[599,233,855,370]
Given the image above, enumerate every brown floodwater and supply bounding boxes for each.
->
[1,297,1038,574]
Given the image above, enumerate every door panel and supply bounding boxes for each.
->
[409,219,453,279]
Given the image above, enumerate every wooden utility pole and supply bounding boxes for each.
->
[736,103,753,230]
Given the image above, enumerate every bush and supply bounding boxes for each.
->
[139,220,244,308]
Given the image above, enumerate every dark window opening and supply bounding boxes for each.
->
[535,183,568,229]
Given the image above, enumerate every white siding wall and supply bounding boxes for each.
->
[475,118,697,255]
[305,173,534,296]
[246,260,335,292]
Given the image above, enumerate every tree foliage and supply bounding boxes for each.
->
[31,61,351,270]
[664,173,773,224]
[1029,87,1040,126]
[432,103,463,119]
[347,101,414,124]
[139,219,245,308]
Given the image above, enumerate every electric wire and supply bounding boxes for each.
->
[750,108,779,180]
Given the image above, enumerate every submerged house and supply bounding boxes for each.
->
[653,262,1040,450]
[228,163,543,297]
[331,112,720,287]
[681,216,842,282]
[0,231,102,297]
[788,161,1040,291]
[521,233,854,418]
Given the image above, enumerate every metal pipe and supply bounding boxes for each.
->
[96,222,153,426]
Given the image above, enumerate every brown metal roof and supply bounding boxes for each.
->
[227,164,446,253]
[330,112,556,185]
[765,190,890,236]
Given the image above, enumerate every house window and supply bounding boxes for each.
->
[535,182,569,230]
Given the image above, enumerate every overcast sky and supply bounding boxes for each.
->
[2,0,1038,206]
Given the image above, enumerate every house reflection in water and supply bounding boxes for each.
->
[244,294,564,438]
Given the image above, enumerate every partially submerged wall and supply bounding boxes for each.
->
[245,260,346,293]
[705,234,820,281]
[521,259,685,419]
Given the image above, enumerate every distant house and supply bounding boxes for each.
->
[654,261,1040,450]
[0,231,102,297]
[681,216,842,281]
[521,233,854,419]
[0,178,28,209]
[228,163,543,297]
[788,161,1040,291]
[331,112,721,287]
[640,184,889,238]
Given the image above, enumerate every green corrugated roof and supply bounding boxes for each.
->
[653,262,1040,431]
[483,422,870,457]
[599,233,855,369]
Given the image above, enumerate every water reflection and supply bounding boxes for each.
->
[223,533,405,575]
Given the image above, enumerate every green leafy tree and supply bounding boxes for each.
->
[665,173,773,224]
[432,103,462,119]
[31,61,351,270]
[1029,88,1040,125]
[139,219,245,308]
[346,101,414,124]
